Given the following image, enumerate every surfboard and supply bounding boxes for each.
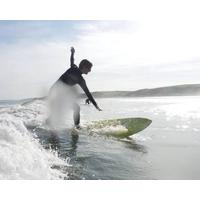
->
[84,117,152,138]
[27,117,152,139]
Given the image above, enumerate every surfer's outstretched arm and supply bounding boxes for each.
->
[70,47,75,67]
[79,80,102,111]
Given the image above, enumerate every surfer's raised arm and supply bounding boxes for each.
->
[70,46,75,67]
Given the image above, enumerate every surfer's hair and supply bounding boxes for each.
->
[79,59,93,69]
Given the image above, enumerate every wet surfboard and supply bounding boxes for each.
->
[27,118,152,139]
[83,117,152,138]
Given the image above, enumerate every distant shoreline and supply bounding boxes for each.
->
[82,83,200,98]
[1,83,200,102]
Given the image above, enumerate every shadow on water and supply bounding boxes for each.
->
[27,125,149,179]
[119,138,148,154]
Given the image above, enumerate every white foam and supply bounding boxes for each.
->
[86,124,128,136]
[0,100,69,179]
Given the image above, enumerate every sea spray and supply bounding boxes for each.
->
[0,100,69,179]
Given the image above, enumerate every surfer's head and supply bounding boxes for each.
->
[79,59,93,74]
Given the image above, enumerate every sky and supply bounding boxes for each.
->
[0,3,200,99]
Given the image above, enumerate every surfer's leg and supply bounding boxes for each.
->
[73,103,80,127]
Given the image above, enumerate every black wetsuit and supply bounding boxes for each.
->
[59,65,97,108]
[58,65,97,126]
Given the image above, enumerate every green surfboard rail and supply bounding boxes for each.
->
[88,117,152,138]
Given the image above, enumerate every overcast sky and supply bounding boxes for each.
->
[1,12,200,99]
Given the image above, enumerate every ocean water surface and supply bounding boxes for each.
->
[0,96,200,179]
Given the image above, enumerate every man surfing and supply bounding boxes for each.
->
[47,47,102,129]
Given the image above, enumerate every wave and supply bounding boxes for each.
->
[0,99,69,179]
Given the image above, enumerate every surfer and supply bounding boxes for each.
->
[47,47,102,129]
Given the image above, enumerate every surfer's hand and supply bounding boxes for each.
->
[96,106,102,111]
[71,47,75,54]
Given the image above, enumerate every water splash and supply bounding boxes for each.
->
[0,100,69,179]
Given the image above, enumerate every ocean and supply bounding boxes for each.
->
[0,96,200,180]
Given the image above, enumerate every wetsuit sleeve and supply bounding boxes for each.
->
[70,50,76,68]
[79,79,98,108]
